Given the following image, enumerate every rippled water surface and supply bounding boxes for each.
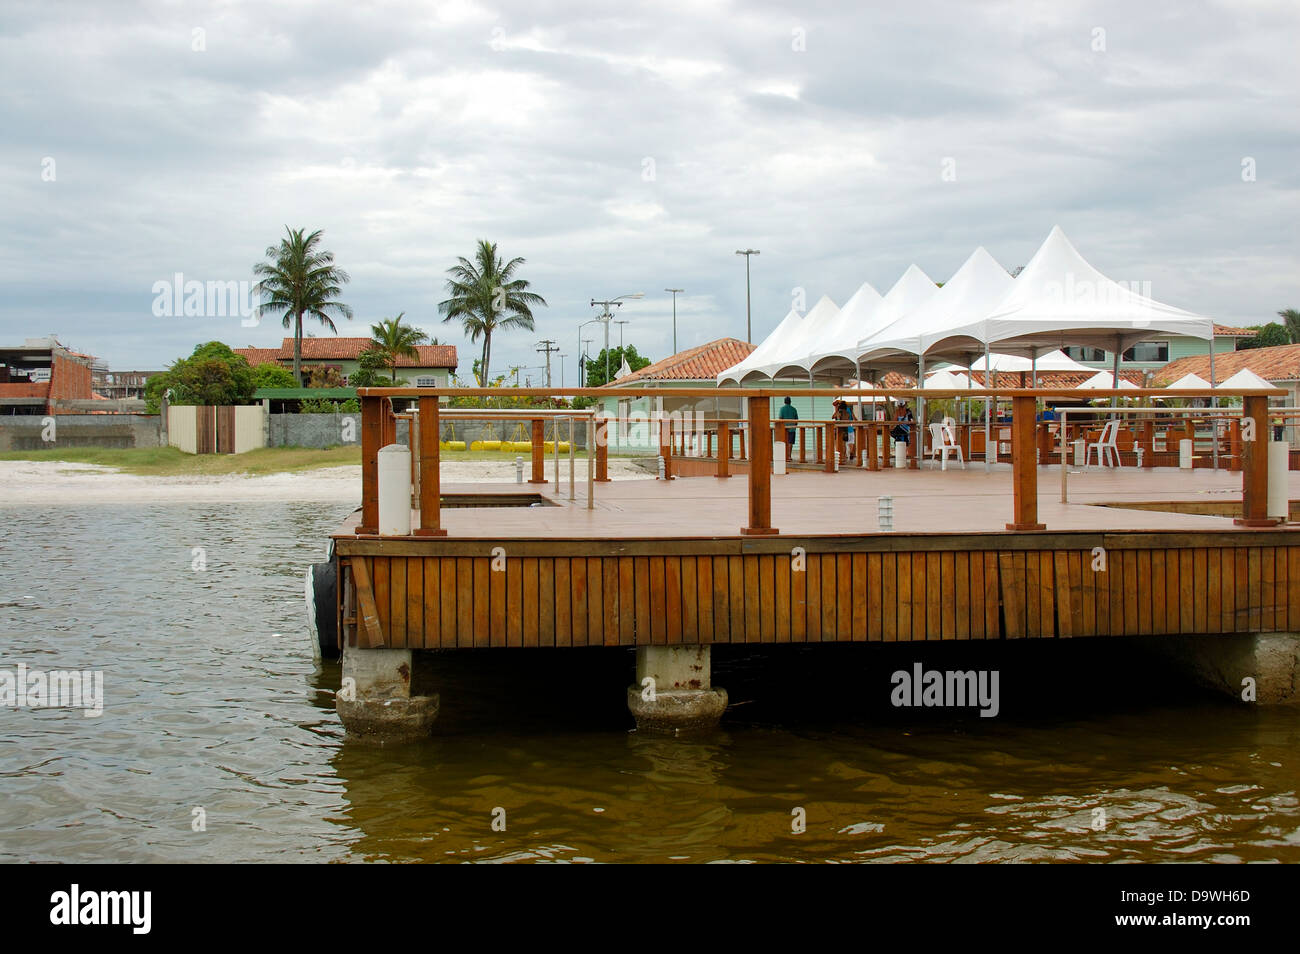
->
[1,501,1298,863]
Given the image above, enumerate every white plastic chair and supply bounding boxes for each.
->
[1086,420,1123,468]
[929,422,966,470]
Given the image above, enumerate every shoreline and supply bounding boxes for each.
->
[0,459,654,505]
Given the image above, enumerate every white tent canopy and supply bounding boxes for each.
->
[758,294,842,380]
[964,349,1095,374]
[857,247,1013,370]
[1165,372,1211,390]
[1078,370,1139,390]
[716,307,804,385]
[803,281,884,375]
[923,369,972,389]
[1216,368,1274,390]
[808,266,937,377]
[926,225,1214,358]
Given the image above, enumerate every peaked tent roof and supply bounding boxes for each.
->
[922,369,972,389]
[1216,368,1274,390]
[1166,372,1211,390]
[925,226,1214,358]
[963,349,1095,373]
[751,294,841,380]
[856,247,1013,370]
[1077,370,1140,390]
[716,307,803,384]
[803,282,885,374]
[808,266,938,376]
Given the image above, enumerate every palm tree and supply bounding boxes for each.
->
[253,227,354,385]
[438,239,547,385]
[364,313,429,383]
[1278,309,1300,344]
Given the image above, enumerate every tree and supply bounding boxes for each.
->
[583,345,651,388]
[145,341,255,411]
[1279,309,1300,343]
[363,312,428,383]
[1239,322,1289,350]
[438,239,547,386]
[252,363,297,388]
[253,227,354,385]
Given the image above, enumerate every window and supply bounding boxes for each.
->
[1121,341,1169,363]
[416,376,439,387]
[1062,347,1107,363]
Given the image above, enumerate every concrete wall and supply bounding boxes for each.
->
[268,413,361,449]
[0,413,162,450]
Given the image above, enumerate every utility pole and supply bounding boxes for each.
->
[536,339,559,387]
[615,320,630,352]
[559,355,566,390]
[665,288,683,354]
[735,250,760,343]
[590,293,643,385]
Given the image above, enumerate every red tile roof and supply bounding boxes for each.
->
[605,338,756,386]
[235,347,282,368]
[1214,324,1258,337]
[239,338,457,368]
[1155,344,1300,385]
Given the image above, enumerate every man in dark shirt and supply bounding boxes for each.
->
[778,397,798,460]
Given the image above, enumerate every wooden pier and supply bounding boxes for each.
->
[328,385,1300,741]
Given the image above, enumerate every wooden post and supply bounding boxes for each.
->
[1036,422,1052,467]
[823,422,835,472]
[1143,419,1155,468]
[867,422,879,471]
[908,418,919,469]
[716,420,731,478]
[799,425,807,463]
[381,398,397,449]
[777,421,788,461]
[857,425,867,467]
[659,416,673,479]
[814,426,823,465]
[528,417,547,483]
[742,395,778,535]
[414,396,447,536]
[357,394,381,535]
[1007,394,1045,531]
[1229,419,1242,472]
[738,427,747,460]
[591,417,610,482]
[1237,394,1278,525]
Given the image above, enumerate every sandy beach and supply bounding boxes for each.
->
[0,459,654,505]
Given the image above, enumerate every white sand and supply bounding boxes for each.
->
[0,459,654,505]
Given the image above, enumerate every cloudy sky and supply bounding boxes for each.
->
[2,0,1296,381]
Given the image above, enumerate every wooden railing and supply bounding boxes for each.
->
[355,386,1287,536]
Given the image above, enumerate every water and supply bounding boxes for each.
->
[1,501,1297,863]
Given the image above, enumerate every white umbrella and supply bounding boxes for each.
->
[1216,368,1273,390]
[1077,370,1139,390]
[1165,372,1211,390]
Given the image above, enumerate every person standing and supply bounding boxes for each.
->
[778,396,799,461]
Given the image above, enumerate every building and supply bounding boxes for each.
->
[235,338,458,386]
[0,336,96,416]
[1156,343,1300,406]
[1059,325,1256,372]
[92,369,158,400]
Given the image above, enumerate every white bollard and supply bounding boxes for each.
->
[515,456,523,484]
[378,443,412,536]
[1073,439,1085,467]
[893,442,906,469]
[1268,441,1288,521]
[834,450,840,472]
[1179,438,1193,471]
[773,440,786,476]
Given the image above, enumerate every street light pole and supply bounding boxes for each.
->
[735,250,759,343]
[615,319,630,352]
[590,293,644,384]
[665,288,683,354]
